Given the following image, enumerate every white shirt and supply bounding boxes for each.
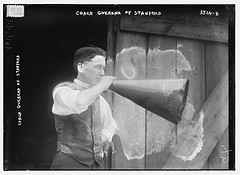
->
[52,79,117,142]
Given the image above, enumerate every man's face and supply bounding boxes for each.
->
[81,55,106,86]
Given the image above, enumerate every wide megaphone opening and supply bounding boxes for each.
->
[109,79,189,125]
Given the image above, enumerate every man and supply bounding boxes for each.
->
[50,46,118,169]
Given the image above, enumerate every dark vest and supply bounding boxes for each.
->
[54,82,103,166]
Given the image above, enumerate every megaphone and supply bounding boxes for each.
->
[109,79,189,125]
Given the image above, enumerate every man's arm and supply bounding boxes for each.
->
[52,76,116,116]
[75,76,116,108]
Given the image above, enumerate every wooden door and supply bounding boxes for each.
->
[111,31,206,169]
[107,15,229,169]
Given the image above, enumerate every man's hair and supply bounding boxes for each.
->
[73,46,106,73]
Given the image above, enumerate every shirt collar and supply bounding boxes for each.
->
[74,79,91,89]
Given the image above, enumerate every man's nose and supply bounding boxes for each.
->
[100,68,105,76]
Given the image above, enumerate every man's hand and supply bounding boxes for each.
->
[75,76,116,108]
[99,76,116,89]
[102,134,108,143]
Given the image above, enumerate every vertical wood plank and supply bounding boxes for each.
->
[176,38,205,115]
[102,17,117,169]
[205,42,228,99]
[103,17,116,111]
[113,31,146,169]
[172,38,206,168]
[205,42,228,169]
[146,36,177,169]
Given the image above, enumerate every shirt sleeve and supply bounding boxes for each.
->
[52,86,88,115]
[99,95,118,142]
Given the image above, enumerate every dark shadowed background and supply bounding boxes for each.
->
[4,5,108,169]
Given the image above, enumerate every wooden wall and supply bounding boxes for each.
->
[106,15,229,169]
[205,42,229,169]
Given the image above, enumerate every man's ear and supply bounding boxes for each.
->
[77,63,84,73]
